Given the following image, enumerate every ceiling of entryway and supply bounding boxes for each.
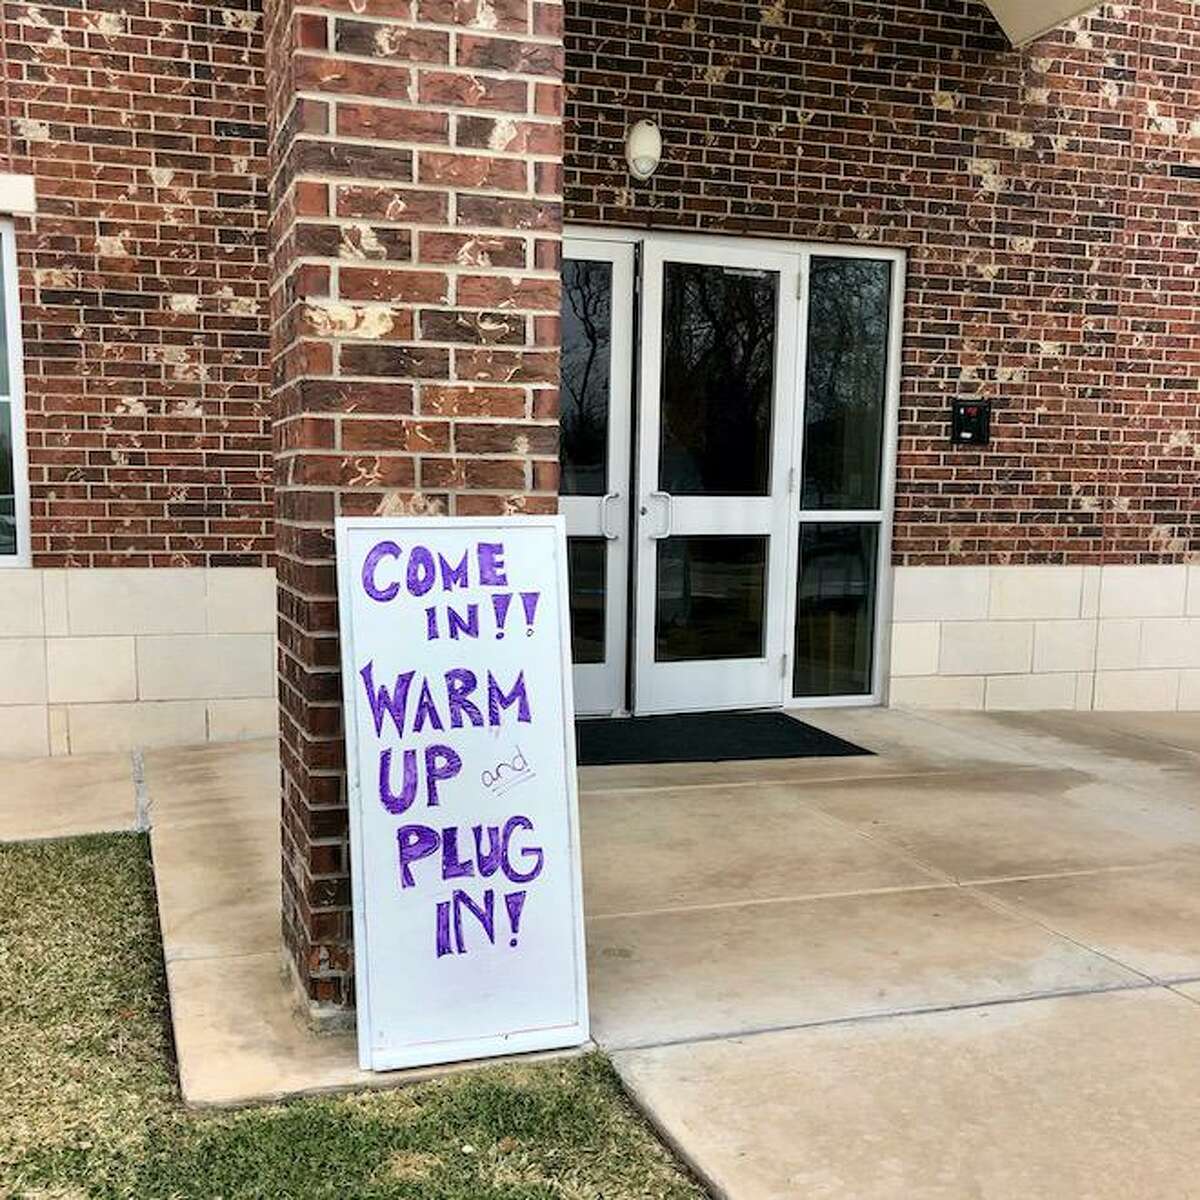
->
[981,0,1103,46]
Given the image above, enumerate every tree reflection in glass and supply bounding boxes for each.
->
[0,402,13,556]
[793,523,878,696]
[560,259,613,496]
[802,259,891,511]
[658,263,778,496]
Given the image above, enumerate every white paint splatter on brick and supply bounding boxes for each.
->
[1066,17,1094,49]
[376,492,445,517]
[455,238,493,268]
[969,158,1002,194]
[84,11,128,36]
[222,11,260,31]
[15,118,50,143]
[1005,129,1034,150]
[149,167,175,188]
[1025,87,1050,105]
[932,90,958,112]
[96,231,131,257]
[341,224,387,261]
[761,0,786,27]
[375,26,410,56]
[470,0,499,30]
[225,296,260,317]
[306,302,396,339]
[1009,235,1035,254]
[1151,524,1187,555]
[35,268,78,288]
[1148,101,1178,136]
[23,7,67,48]
[488,118,518,151]
[169,294,200,314]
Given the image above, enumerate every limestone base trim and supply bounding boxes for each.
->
[0,567,277,757]
[888,564,1200,712]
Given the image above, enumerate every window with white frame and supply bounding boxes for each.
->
[0,221,29,566]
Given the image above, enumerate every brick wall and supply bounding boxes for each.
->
[7,1,271,567]
[563,0,1200,566]
[265,0,564,1010]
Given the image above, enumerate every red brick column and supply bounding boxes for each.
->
[264,0,564,1013]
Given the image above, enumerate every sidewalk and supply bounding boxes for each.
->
[598,709,1200,1198]
[6,709,1200,1195]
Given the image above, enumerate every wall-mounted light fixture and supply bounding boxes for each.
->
[625,120,662,181]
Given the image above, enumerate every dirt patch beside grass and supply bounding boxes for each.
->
[0,835,706,1200]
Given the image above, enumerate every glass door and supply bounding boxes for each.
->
[790,254,899,705]
[631,238,801,714]
[559,238,634,715]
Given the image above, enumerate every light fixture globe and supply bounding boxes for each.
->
[625,120,662,181]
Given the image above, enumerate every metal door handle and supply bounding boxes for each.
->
[600,492,621,541]
[649,490,673,540]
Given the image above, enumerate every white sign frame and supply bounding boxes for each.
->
[336,514,590,1072]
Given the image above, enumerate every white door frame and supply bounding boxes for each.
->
[559,237,635,715]
[784,244,906,709]
[0,221,30,569]
[631,236,801,714]
[563,227,905,713]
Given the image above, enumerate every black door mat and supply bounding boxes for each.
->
[575,710,871,766]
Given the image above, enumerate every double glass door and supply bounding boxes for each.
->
[561,232,899,717]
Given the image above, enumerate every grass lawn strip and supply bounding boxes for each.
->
[0,834,706,1200]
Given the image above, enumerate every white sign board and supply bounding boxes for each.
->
[336,515,590,1071]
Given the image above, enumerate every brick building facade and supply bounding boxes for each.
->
[565,0,1200,567]
[0,0,1197,1012]
[11,0,271,567]
[265,0,564,1006]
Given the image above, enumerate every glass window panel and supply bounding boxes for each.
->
[560,259,613,496]
[0,401,13,557]
[0,401,11,494]
[793,523,879,697]
[659,262,777,496]
[567,538,606,665]
[655,535,767,662]
[801,258,891,510]
[0,498,13,557]
[0,250,10,398]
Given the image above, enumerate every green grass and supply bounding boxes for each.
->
[0,835,705,1200]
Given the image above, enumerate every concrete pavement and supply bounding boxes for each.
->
[593,708,1200,1198]
[5,707,1200,1195]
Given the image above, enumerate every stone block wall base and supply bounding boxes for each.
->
[0,567,278,758]
[889,564,1200,712]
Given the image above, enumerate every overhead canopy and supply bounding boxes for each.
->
[982,0,1102,46]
